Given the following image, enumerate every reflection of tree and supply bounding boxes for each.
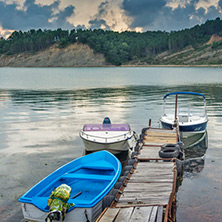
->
[6,86,164,108]
[6,84,222,108]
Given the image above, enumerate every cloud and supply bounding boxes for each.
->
[54,5,75,29]
[0,0,222,37]
[122,0,167,28]
[121,0,222,31]
[88,0,131,31]
[0,0,75,31]
[88,1,110,29]
[89,18,110,29]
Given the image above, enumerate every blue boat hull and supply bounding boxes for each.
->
[19,151,121,221]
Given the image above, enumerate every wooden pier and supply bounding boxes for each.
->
[96,127,179,222]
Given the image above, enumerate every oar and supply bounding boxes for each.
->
[71,191,82,199]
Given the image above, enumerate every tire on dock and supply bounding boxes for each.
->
[102,195,115,209]
[159,143,180,159]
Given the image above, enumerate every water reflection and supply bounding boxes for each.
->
[174,131,208,180]
[183,132,208,178]
[0,80,222,222]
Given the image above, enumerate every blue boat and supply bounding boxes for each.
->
[19,151,121,222]
[160,92,208,139]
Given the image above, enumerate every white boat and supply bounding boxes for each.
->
[160,92,208,139]
[80,117,138,154]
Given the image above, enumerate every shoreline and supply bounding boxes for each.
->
[0,64,222,68]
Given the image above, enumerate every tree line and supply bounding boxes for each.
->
[0,18,222,65]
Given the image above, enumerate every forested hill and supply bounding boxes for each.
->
[1,18,222,66]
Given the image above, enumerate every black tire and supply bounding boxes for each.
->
[102,195,114,209]
[139,134,144,139]
[118,176,127,183]
[131,151,138,158]
[110,188,119,196]
[123,170,130,176]
[128,159,137,165]
[137,138,143,143]
[176,159,184,176]
[114,182,123,189]
[141,127,148,134]
[124,165,133,172]
[159,147,180,158]
[177,141,184,152]
[161,143,180,150]
[135,145,140,152]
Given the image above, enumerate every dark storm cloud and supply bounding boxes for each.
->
[219,0,222,8]
[54,5,75,29]
[0,0,75,30]
[122,0,167,28]
[88,1,111,29]
[122,0,222,31]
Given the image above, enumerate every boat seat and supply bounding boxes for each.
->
[60,173,113,181]
[82,161,115,171]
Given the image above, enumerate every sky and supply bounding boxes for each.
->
[0,0,222,38]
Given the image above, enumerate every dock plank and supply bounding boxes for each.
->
[137,147,161,159]
[144,129,176,134]
[149,206,158,222]
[129,206,153,222]
[132,169,174,176]
[123,182,173,192]
[115,207,134,222]
[144,132,176,138]
[122,192,172,199]
[98,208,120,222]
[143,138,177,144]
[136,162,174,168]
[156,206,163,222]
[116,198,169,207]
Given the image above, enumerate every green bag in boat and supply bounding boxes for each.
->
[47,184,74,221]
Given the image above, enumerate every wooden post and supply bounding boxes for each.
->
[174,95,177,121]
[149,119,151,128]
[173,95,178,128]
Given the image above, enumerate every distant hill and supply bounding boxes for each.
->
[0,43,107,67]
[0,18,222,66]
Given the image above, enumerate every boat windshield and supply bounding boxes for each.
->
[83,124,130,131]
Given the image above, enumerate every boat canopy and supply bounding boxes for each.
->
[83,124,130,131]
[163,92,205,100]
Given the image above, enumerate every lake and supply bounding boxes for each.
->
[0,67,222,222]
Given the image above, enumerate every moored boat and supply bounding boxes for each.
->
[80,117,138,154]
[160,92,208,139]
[18,151,121,222]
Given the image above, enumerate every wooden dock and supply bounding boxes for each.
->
[96,128,179,222]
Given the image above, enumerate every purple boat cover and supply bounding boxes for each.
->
[83,124,130,131]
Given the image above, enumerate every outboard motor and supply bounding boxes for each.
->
[46,211,62,222]
[103,117,111,124]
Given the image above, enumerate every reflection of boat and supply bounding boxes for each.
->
[182,131,208,149]
[182,132,208,177]
[160,92,208,138]
[18,151,121,222]
[80,117,138,154]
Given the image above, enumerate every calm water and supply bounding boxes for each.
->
[0,67,222,222]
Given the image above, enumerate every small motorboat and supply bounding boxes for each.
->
[80,117,138,154]
[160,92,208,138]
[18,151,121,222]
